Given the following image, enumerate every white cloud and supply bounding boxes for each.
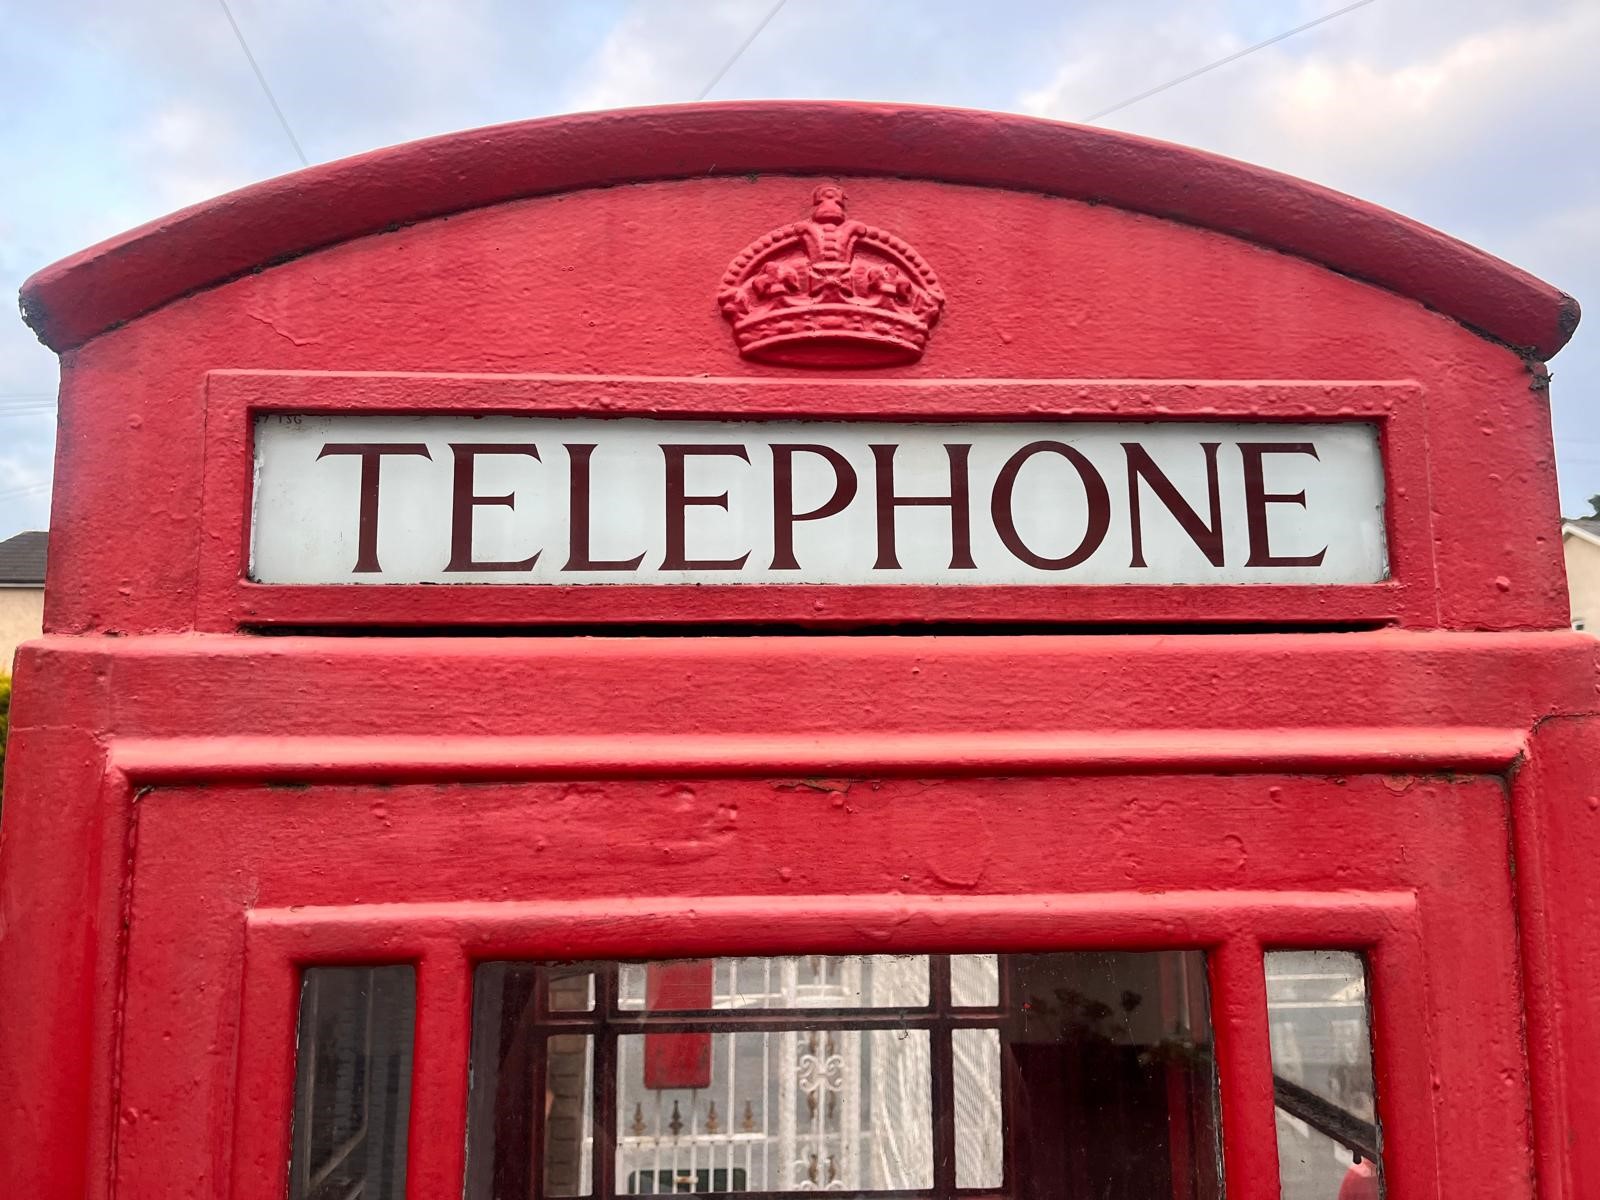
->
[1024,2,1600,198]
[562,0,778,113]
[128,103,256,212]
[1020,0,1600,510]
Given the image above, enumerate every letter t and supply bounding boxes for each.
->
[316,442,433,573]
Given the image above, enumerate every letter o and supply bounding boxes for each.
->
[990,440,1112,570]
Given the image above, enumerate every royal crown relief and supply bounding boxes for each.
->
[718,185,946,367]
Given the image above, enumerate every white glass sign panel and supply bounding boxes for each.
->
[251,415,1386,585]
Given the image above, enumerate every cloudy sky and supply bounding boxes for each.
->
[2,0,1597,537]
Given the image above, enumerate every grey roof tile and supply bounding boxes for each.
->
[0,530,48,585]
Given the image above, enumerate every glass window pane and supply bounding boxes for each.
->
[617,954,929,1011]
[1267,950,1383,1200]
[468,950,1218,1200]
[1003,950,1221,1200]
[549,967,596,1012]
[616,1029,932,1191]
[545,1035,595,1196]
[289,965,414,1200]
[950,953,1000,1007]
[953,1027,1002,1187]
[466,964,597,1200]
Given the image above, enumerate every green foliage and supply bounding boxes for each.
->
[1589,493,1600,519]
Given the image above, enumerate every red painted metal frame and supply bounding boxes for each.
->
[199,371,1428,629]
[4,632,1593,1200]
[19,103,1577,358]
[116,757,1488,1200]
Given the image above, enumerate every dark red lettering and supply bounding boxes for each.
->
[770,444,858,571]
[563,444,645,572]
[445,443,542,572]
[1123,442,1224,568]
[871,444,975,571]
[1239,442,1327,567]
[316,442,432,573]
[991,441,1110,570]
[661,444,751,571]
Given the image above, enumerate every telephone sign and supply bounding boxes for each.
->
[251,413,1385,586]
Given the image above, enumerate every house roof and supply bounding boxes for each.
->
[19,101,1580,358]
[0,530,47,586]
[1565,517,1600,546]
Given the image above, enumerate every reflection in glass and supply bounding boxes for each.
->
[953,1027,1002,1187]
[950,954,1000,1007]
[616,1029,932,1191]
[1004,951,1221,1200]
[1267,950,1383,1200]
[617,954,930,1011]
[467,951,1219,1199]
[545,1035,595,1196]
[288,965,415,1200]
[552,971,596,1012]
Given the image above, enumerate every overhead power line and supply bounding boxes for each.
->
[217,0,309,166]
[1082,0,1378,123]
[697,0,787,101]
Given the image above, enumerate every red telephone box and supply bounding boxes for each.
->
[3,103,1596,1200]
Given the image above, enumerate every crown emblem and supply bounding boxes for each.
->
[718,185,946,367]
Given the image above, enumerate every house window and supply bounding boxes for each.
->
[463,951,1222,1199]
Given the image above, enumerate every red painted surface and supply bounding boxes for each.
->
[1,101,1595,1200]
